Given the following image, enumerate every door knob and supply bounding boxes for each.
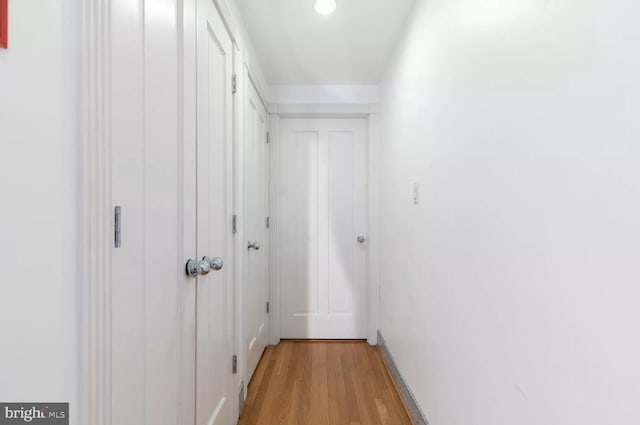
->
[357,236,366,244]
[185,259,211,277]
[247,241,261,251]
[203,256,224,271]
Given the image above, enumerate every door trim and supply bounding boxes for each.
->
[79,0,112,423]
[269,104,381,346]
[234,61,272,403]
[240,71,270,383]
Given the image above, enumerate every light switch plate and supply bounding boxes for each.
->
[413,182,420,205]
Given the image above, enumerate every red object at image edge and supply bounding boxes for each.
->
[0,0,7,49]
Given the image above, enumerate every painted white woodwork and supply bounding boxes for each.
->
[110,0,198,423]
[195,0,235,424]
[272,103,377,116]
[268,114,282,346]
[79,0,112,422]
[268,85,380,105]
[366,112,381,346]
[211,0,238,43]
[232,44,246,406]
[278,118,368,339]
[216,0,271,101]
[378,0,640,424]
[221,0,273,406]
[181,1,198,424]
[101,0,268,422]
[243,78,270,380]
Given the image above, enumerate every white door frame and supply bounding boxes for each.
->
[268,104,381,346]
[79,0,115,422]
[242,69,271,377]
[234,61,272,404]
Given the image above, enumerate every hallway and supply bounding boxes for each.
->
[238,341,412,425]
[3,0,640,424]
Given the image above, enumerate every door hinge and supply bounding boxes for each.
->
[232,355,238,374]
[232,74,237,94]
[114,206,122,248]
[266,131,270,144]
[266,301,270,314]
[239,381,246,410]
[232,214,237,234]
[266,217,270,229]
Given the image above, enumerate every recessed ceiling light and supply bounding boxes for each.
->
[314,0,337,15]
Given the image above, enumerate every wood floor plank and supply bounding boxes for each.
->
[238,341,413,425]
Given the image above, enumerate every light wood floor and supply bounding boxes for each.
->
[238,340,413,425]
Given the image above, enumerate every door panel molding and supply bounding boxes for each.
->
[79,0,112,423]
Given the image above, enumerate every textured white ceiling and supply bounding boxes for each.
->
[234,0,417,85]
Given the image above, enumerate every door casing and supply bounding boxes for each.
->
[268,104,381,346]
[234,65,272,401]
[242,74,271,383]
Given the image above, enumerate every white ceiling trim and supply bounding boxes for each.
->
[268,85,379,105]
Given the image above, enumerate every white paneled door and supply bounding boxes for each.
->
[195,0,234,424]
[278,118,368,339]
[110,0,196,423]
[243,80,270,380]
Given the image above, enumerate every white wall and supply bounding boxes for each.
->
[378,0,640,424]
[0,0,80,422]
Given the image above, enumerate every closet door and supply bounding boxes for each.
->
[243,78,270,381]
[110,0,195,424]
[278,118,368,339]
[195,0,235,424]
